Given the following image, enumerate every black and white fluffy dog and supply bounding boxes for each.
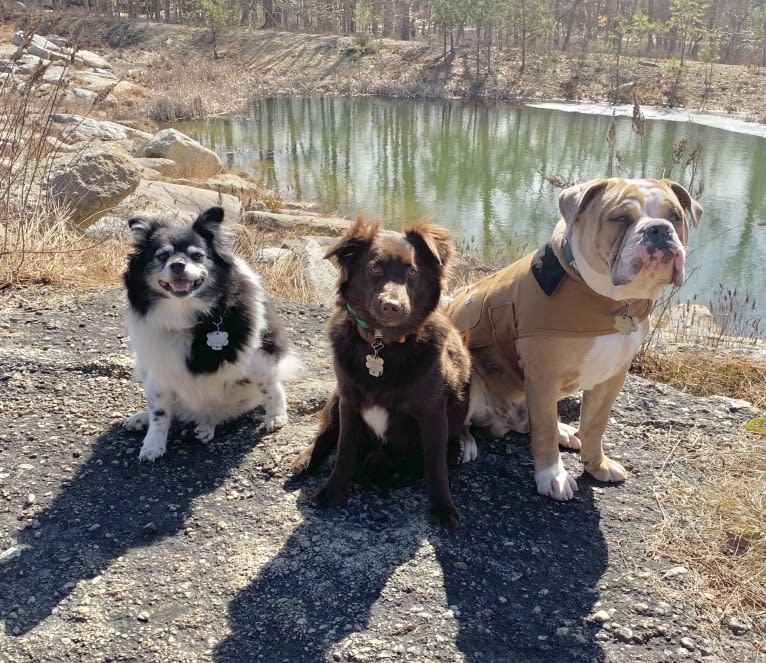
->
[123,207,301,461]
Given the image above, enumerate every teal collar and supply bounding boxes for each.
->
[561,235,583,279]
[346,303,370,329]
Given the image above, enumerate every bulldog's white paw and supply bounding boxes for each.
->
[586,456,628,483]
[125,411,149,431]
[458,430,478,464]
[263,414,288,433]
[138,433,167,462]
[194,422,216,443]
[558,423,582,450]
[535,459,579,500]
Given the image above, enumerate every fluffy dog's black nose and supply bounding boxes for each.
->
[169,261,186,275]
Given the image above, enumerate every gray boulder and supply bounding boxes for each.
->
[47,143,142,225]
[140,128,222,179]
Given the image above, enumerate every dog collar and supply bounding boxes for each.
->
[561,236,583,279]
[347,303,406,346]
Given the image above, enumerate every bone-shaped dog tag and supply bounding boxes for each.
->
[614,314,638,335]
[365,354,384,377]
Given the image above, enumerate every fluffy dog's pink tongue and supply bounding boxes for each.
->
[171,279,192,293]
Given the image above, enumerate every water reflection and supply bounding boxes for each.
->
[173,97,766,321]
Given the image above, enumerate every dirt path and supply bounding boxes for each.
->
[0,288,761,662]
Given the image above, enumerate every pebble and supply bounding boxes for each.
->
[137,610,150,622]
[662,565,689,578]
[614,626,634,643]
[679,637,696,651]
[0,547,22,563]
[452,561,468,570]
[24,493,36,506]
[727,615,752,635]
[590,609,611,623]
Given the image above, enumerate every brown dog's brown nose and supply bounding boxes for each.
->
[381,299,402,314]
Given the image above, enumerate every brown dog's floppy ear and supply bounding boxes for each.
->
[405,220,455,268]
[558,178,609,228]
[324,213,380,265]
[665,180,703,229]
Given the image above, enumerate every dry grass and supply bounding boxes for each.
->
[633,352,766,410]
[644,427,766,648]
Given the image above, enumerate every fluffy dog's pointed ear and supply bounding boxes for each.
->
[405,220,455,268]
[666,180,703,229]
[324,213,379,266]
[559,179,609,228]
[192,207,233,252]
[127,216,158,245]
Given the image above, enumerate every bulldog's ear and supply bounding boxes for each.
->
[666,180,703,229]
[324,214,379,287]
[558,179,609,227]
[405,220,455,268]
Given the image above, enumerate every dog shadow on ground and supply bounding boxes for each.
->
[215,434,610,663]
[0,420,261,636]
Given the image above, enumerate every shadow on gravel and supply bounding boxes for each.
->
[0,421,260,636]
[215,439,608,663]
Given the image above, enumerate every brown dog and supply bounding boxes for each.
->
[447,178,703,500]
[292,216,471,529]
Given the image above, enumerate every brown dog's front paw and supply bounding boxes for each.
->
[290,446,314,476]
[430,502,461,530]
[585,455,627,483]
[310,483,346,508]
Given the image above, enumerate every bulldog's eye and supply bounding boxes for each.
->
[369,263,383,276]
[407,266,419,278]
[610,215,632,224]
[668,211,682,225]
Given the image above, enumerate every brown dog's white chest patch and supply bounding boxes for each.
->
[362,406,388,439]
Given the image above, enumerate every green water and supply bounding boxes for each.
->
[174,97,766,324]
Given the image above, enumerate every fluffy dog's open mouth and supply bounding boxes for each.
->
[158,277,205,295]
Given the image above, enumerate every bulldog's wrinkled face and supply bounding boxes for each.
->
[559,178,703,301]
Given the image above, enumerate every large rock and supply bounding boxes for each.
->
[243,210,351,236]
[113,179,241,225]
[51,114,151,149]
[74,49,112,70]
[47,143,142,225]
[275,237,338,307]
[139,128,222,179]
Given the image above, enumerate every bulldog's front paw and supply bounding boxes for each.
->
[535,459,578,500]
[138,433,168,462]
[125,411,149,431]
[585,455,628,483]
[454,429,479,464]
[557,423,582,450]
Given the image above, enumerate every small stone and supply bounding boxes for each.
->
[556,627,569,637]
[137,611,150,622]
[25,493,36,506]
[452,561,468,570]
[662,566,688,578]
[142,522,157,534]
[614,627,634,643]
[0,547,22,563]
[590,609,611,623]
[679,637,695,651]
[727,615,752,635]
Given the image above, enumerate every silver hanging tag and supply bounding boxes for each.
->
[365,331,385,377]
[206,316,229,350]
[614,305,638,335]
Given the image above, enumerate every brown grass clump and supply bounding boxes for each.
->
[633,352,766,410]
[645,427,766,647]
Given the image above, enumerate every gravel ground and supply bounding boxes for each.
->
[0,288,762,663]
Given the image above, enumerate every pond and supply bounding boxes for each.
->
[174,97,766,331]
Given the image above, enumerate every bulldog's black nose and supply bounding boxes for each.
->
[644,221,675,248]
[168,261,186,275]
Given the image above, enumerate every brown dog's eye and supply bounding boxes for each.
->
[610,215,631,224]
[407,267,418,278]
[369,263,383,275]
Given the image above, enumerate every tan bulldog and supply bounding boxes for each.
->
[447,178,703,500]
